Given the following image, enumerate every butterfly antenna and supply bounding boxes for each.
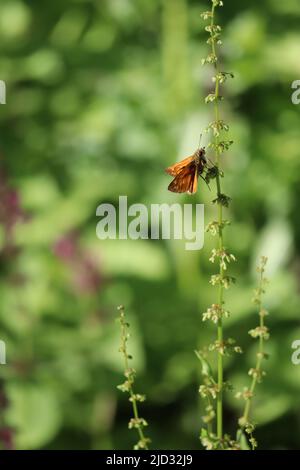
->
[197,133,203,149]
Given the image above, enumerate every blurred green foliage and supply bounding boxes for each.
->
[0,0,300,450]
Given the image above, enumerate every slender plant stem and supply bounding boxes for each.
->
[200,0,234,449]
[210,2,224,440]
[242,269,266,424]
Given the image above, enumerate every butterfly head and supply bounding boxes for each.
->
[194,147,206,166]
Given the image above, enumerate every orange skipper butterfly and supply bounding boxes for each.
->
[165,147,207,194]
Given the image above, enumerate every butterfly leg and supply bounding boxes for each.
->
[200,174,211,191]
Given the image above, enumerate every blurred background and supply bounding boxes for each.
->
[0,0,300,450]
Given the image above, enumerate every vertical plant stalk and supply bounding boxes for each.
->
[201,0,235,443]
[209,1,224,440]
[237,257,270,449]
[117,305,150,450]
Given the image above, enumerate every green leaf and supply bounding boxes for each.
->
[236,429,250,450]
[195,351,213,378]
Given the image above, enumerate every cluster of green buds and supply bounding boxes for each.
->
[200,429,240,451]
[209,274,236,289]
[206,219,230,237]
[209,338,242,356]
[202,303,230,324]
[209,248,236,270]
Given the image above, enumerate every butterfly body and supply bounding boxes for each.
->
[165,148,207,194]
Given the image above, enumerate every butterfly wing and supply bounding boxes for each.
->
[165,156,194,176]
[190,167,199,194]
[168,163,198,194]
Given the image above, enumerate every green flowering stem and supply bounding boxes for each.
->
[201,0,235,445]
[216,196,224,440]
[209,0,225,441]
[238,257,269,449]
[117,305,150,450]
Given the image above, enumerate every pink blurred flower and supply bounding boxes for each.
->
[0,427,14,450]
[0,169,25,256]
[53,233,103,294]
[53,234,77,261]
